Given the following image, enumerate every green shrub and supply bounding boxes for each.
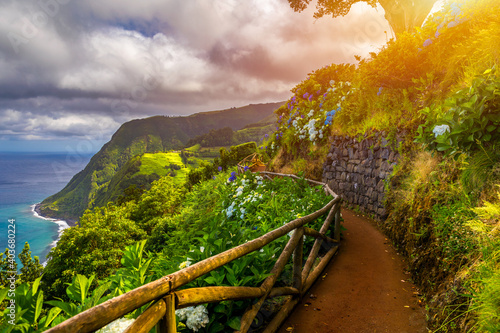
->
[416,67,500,156]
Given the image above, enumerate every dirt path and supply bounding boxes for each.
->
[278,209,428,333]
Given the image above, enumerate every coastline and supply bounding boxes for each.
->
[33,203,78,227]
[32,203,76,255]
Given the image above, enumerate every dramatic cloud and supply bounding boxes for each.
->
[0,0,412,151]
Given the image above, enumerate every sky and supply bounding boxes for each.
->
[0,0,441,153]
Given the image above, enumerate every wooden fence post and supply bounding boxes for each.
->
[292,228,304,293]
[334,203,341,242]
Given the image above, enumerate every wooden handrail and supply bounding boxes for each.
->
[46,172,342,333]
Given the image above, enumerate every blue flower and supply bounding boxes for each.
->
[244,166,249,172]
[423,39,432,47]
[265,134,269,138]
[308,95,313,102]
[228,172,237,182]
[377,87,383,96]
[303,92,309,99]
[218,166,222,172]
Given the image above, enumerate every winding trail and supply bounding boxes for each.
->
[277,209,428,333]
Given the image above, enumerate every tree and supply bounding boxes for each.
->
[288,0,437,37]
[18,242,44,284]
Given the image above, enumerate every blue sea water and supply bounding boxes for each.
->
[0,152,92,265]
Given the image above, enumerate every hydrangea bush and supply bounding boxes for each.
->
[416,67,500,155]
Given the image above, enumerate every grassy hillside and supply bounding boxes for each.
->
[39,102,282,221]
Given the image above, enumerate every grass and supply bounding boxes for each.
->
[185,144,201,152]
[137,153,190,184]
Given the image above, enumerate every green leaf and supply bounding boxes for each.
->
[90,281,112,308]
[204,276,216,285]
[45,300,77,317]
[437,144,451,152]
[32,276,42,295]
[208,322,225,333]
[41,307,62,328]
[486,125,497,132]
[227,316,241,330]
[0,288,8,303]
[139,258,153,282]
[66,274,94,304]
[214,303,227,314]
[34,290,43,323]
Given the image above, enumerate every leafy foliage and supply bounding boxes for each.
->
[287,0,437,36]
[416,67,500,155]
[3,170,332,332]
[43,176,183,298]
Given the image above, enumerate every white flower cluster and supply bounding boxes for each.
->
[433,124,450,137]
[179,260,191,269]
[175,305,209,332]
[96,318,135,333]
[225,202,236,218]
[223,175,265,220]
[235,185,244,197]
[304,118,323,142]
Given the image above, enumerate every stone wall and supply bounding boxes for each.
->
[322,132,401,220]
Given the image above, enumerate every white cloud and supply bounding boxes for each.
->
[0,0,394,147]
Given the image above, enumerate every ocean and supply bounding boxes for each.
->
[0,152,92,266]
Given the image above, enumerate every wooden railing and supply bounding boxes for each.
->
[46,172,342,333]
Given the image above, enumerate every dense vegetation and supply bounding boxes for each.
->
[0,169,331,332]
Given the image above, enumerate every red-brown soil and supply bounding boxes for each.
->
[278,209,429,333]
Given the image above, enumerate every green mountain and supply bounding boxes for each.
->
[38,102,283,222]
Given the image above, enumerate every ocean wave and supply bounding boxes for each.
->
[31,204,71,266]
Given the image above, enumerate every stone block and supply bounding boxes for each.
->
[377,208,387,217]
[380,148,390,160]
[377,179,385,192]
[359,150,368,160]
